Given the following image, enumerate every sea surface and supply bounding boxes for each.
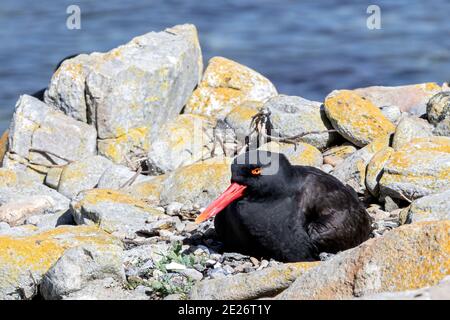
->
[1,0,450,131]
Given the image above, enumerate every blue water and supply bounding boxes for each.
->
[1,0,450,132]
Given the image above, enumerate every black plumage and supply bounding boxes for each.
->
[210,150,372,262]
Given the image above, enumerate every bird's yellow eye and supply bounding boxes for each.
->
[251,168,262,175]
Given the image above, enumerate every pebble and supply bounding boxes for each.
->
[166,202,183,216]
[165,262,187,271]
[250,257,260,266]
[223,265,235,275]
[208,268,226,279]
[256,259,269,271]
[179,268,203,281]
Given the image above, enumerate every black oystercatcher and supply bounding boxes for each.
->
[195,150,372,262]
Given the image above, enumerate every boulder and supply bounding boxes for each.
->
[259,141,323,167]
[0,225,121,300]
[0,130,8,165]
[124,175,166,205]
[324,90,395,147]
[353,83,442,115]
[380,137,450,201]
[71,189,162,237]
[380,105,402,124]
[40,244,124,300]
[185,57,277,119]
[159,159,231,208]
[96,163,153,190]
[189,262,318,300]
[332,135,390,193]
[147,114,214,173]
[322,144,357,159]
[426,91,450,136]
[6,95,97,167]
[45,24,203,165]
[392,116,433,150]
[278,221,450,299]
[58,155,113,198]
[263,95,337,149]
[365,147,394,197]
[224,101,262,146]
[406,190,450,223]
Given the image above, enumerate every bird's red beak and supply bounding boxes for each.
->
[195,183,247,223]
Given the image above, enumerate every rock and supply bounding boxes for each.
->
[165,262,187,271]
[380,105,402,124]
[224,101,262,146]
[40,244,124,300]
[332,135,390,193]
[427,91,450,136]
[63,277,148,300]
[45,167,63,189]
[179,268,203,281]
[147,114,214,173]
[359,276,450,300]
[0,130,8,165]
[190,262,318,300]
[123,175,166,205]
[365,147,394,197]
[185,56,277,119]
[0,169,70,226]
[259,141,323,167]
[71,189,162,237]
[406,190,450,223]
[159,160,231,208]
[324,90,396,147]
[58,155,113,198]
[353,83,442,115]
[96,163,153,190]
[321,164,333,173]
[262,95,338,150]
[6,95,97,167]
[379,137,450,201]
[0,225,121,300]
[45,24,202,166]
[392,116,433,150]
[278,221,449,299]
[322,144,356,159]
[323,155,343,167]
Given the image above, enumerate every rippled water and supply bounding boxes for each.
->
[1,0,450,131]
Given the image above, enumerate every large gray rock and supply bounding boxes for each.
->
[96,163,154,190]
[278,221,449,299]
[45,24,203,166]
[380,137,450,201]
[263,95,337,150]
[40,244,124,300]
[427,91,450,136]
[147,114,214,173]
[353,83,442,115]
[6,95,97,167]
[0,168,70,226]
[392,116,433,150]
[189,262,318,300]
[58,155,113,198]
[71,189,162,238]
[407,190,450,223]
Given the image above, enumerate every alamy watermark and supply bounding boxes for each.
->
[367,5,381,29]
[66,5,81,30]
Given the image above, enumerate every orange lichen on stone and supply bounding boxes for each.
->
[0,130,8,164]
[366,147,394,196]
[324,90,396,147]
[260,141,323,167]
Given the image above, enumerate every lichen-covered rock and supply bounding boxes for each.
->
[263,95,338,149]
[40,244,124,300]
[124,175,166,205]
[6,95,97,167]
[0,225,121,300]
[71,189,162,237]
[45,24,203,166]
[0,169,70,226]
[190,262,318,300]
[259,141,323,167]
[392,116,433,150]
[96,163,153,190]
[278,221,450,299]
[322,144,357,159]
[324,90,396,147]
[380,105,402,124]
[147,114,214,173]
[0,130,8,165]
[332,135,390,193]
[353,83,442,115]
[427,91,450,136]
[406,190,450,223]
[58,155,113,198]
[365,147,394,197]
[159,159,231,208]
[184,57,277,119]
[224,101,262,146]
[380,137,450,201]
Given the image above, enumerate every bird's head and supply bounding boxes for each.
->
[195,150,293,223]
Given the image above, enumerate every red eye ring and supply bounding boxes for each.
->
[251,168,262,175]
